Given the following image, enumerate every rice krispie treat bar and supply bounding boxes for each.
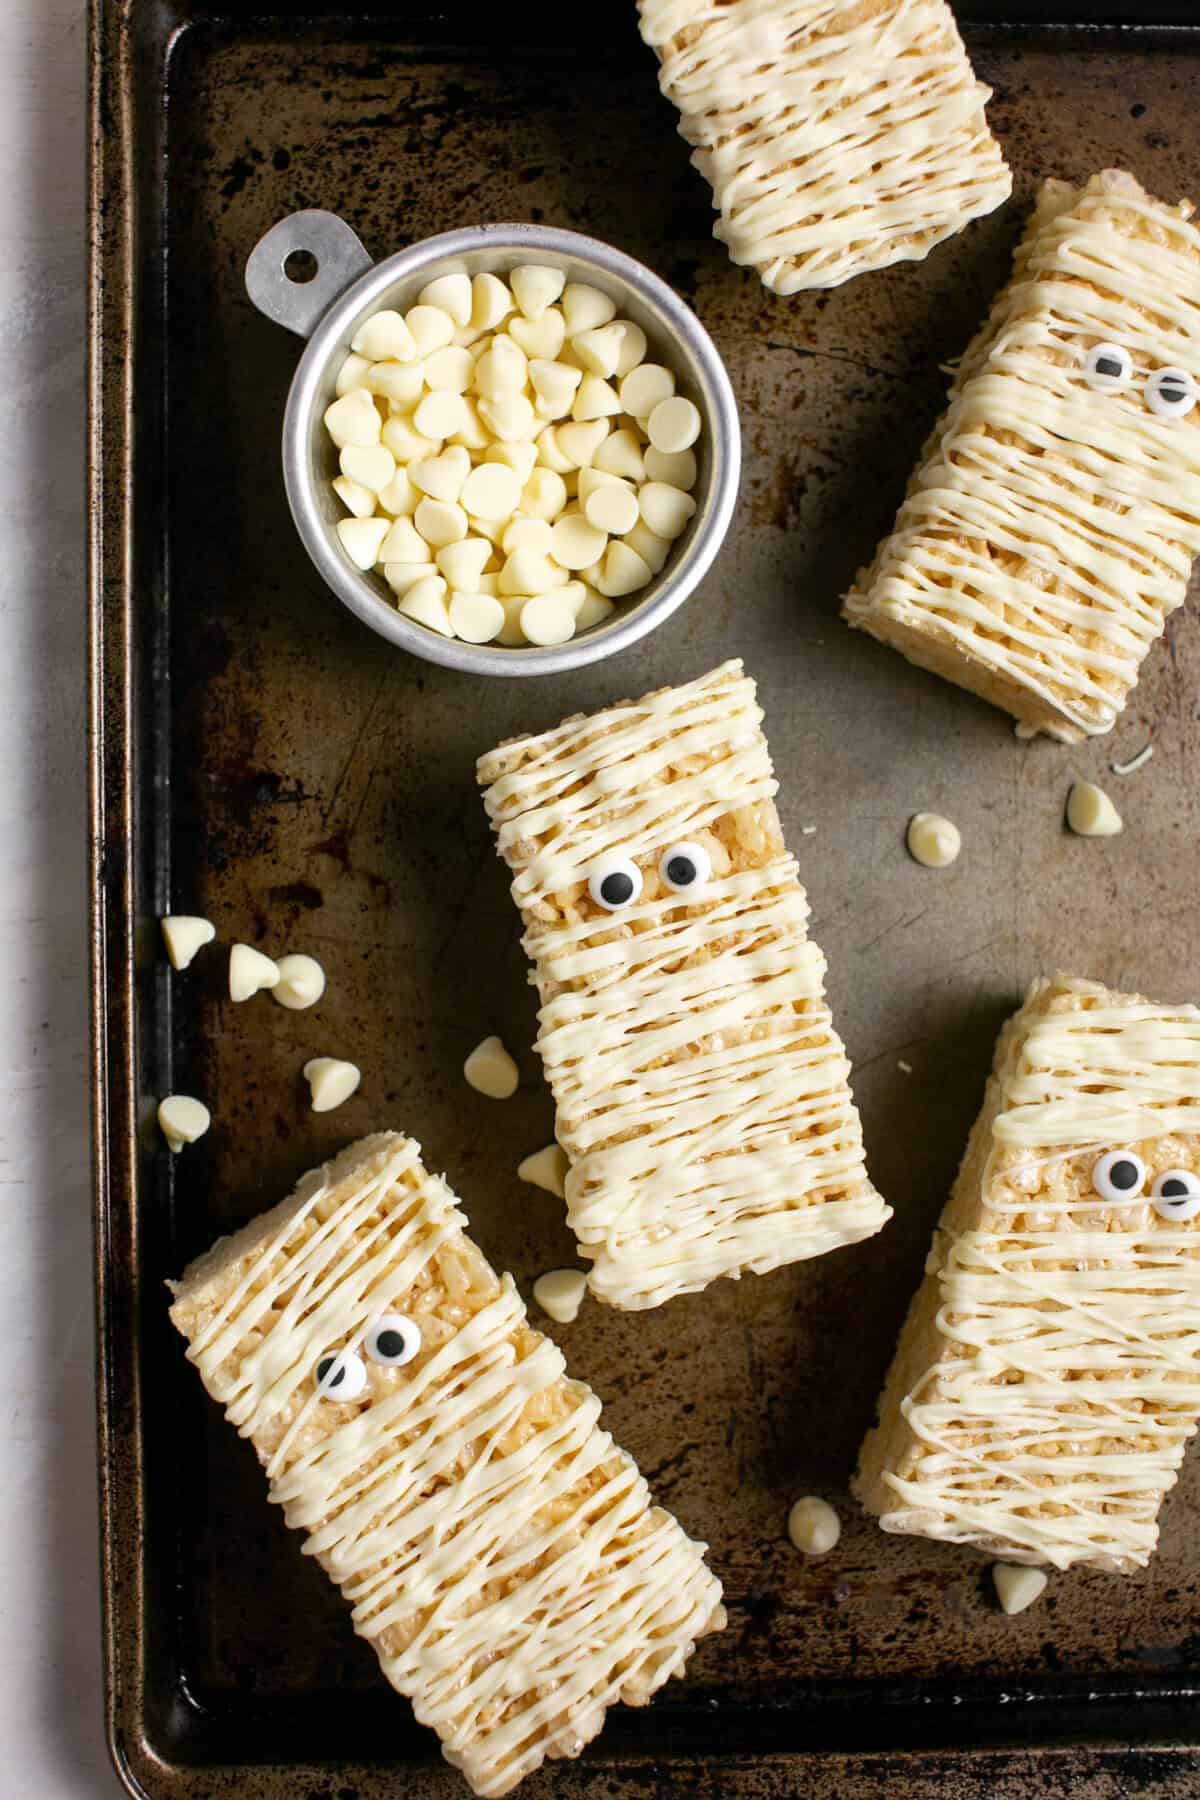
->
[636,0,1010,294]
[854,975,1200,1573]
[169,1133,725,1797]
[477,660,890,1311]
[844,170,1200,742]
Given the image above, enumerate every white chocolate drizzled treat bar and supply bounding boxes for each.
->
[855,975,1200,1573]
[477,660,890,1311]
[168,1134,725,1797]
[844,170,1200,741]
[637,0,1010,294]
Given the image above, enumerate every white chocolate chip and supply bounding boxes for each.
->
[471,271,513,334]
[473,334,528,398]
[644,444,697,490]
[448,592,505,643]
[787,1496,841,1556]
[157,1094,211,1154]
[597,541,653,597]
[478,391,536,443]
[381,415,438,464]
[377,516,429,563]
[416,272,472,328]
[508,308,565,361]
[409,446,470,503]
[461,463,524,526]
[510,264,566,320]
[592,428,646,481]
[536,425,575,475]
[332,475,376,519]
[638,480,696,540]
[423,344,474,392]
[229,943,280,1002]
[160,915,215,971]
[502,516,553,555]
[303,1056,361,1113]
[383,560,438,598]
[1067,781,1123,837]
[404,304,456,355]
[647,394,701,454]
[500,548,561,596]
[450,396,490,452]
[520,592,577,646]
[363,362,425,409]
[584,482,640,537]
[906,811,962,868]
[350,310,417,361]
[624,519,671,574]
[339,444,396,493]
[555,420,609,468]
[561,282,616,334]
[619,362,675,419]
[487,440,539,483]
[463,1034,519,1099]
[272,953,326,1010]
[324,389,382,449]
[528,358,582,419]
[335,351,372,395]
[518,1143,569,1198]
[532,1268,587,1324]
[992,1564,1048,1616]
[551,513,607,570]
[414,498,468,549]
[375,467,418,516]
[575,589,615,632]
[397,575,453,636]
[572,376,621,422]
[413,390,469,443]
[436,536,492,590]
[612,319,648,377]
[520,468,569,522]
[336,516,390,570]
[573,324,625,379]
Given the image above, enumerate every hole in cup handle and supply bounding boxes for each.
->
[244,209,374,339]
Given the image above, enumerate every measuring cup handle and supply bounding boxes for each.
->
[244,210,374,339]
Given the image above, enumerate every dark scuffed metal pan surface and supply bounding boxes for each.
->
[90,2,1200,1795]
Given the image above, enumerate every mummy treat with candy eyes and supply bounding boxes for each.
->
[844,170,1200,742]
[637,0,1010,294]
[477,659,891,1311]
[854,973,1200,1573]
[323,265,702,648]
[168,1132,724,1798]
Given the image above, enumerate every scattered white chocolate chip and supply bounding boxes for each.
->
[1111,743,1154,777]
[463,1034,519,1099]
[1067,781,1123,838]
[229,943,280,1002]
[532,1269,587,1324]
[303,1056,362,1113]
[992,1563,1048,1616]
[906,812,962,869]
[160,915,215,971]
[272,953,326,1011]
[787,1496,841,1556]
[510,264,566,320]
[157,1094,211,1154]
[647,395,702,454]
[518,1143,569,1198]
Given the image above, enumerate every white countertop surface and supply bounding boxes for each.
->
[1,0,120,1791]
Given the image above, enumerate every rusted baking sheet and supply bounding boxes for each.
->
[89,2,1200,1795]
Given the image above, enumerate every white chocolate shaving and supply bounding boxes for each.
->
[845,171,1200,742]
[478,661,889,1310]
[638,0,1010,294]
[168,1134,723,1796]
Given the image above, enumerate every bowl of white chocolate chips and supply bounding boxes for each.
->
[245,213,740,673]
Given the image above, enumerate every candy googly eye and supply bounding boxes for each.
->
[658,841,713,895]
[314,1348,367,1400]
[1091,1149,1147,1203]
[1082,343,1132,392]
[365,1314,422,1367]
[1151,1168,1200,1222]
[588,856,643,912]
[1145,366,1196,419]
